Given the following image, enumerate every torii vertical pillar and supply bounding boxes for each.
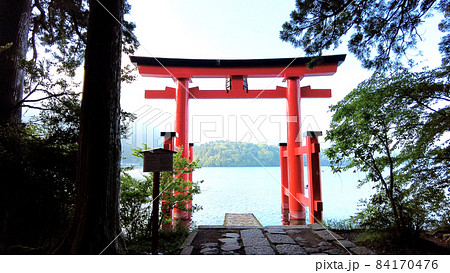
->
[187,143,194,218]
[279,143,289,225]
[160,131,177,231]
[173,78,190,221]
[286,77,306,225]
[306,132,323,223]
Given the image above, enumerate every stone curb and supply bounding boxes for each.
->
[181,230,197,248]
[180,230,197,255]
[180,246,194,255]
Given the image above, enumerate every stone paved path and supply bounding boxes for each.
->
[181,223,374,255]
[224,213,262,227]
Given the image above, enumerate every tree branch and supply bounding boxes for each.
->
[22,104,52,111]
[23,92,69,103]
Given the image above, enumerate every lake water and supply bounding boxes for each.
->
[128,166,374,226]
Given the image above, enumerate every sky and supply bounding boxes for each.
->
[121,0,445,147]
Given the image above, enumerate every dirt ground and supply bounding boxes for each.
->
[335,230,450,255]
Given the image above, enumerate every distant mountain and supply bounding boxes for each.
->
[194,141,280,167]
[193,141,333,167]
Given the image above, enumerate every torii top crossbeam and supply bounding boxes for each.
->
[130,55,345,78]
[130,55,346,99]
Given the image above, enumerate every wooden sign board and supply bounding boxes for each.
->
[141,148,177,172]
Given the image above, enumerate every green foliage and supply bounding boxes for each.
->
[35,92,135,142]
[158,228,190,255]
[126,228,190,255]
[120,146,203,242]
[325,65,450,234]
[0,42,13,53]
[0,124,76,247]
[30,0,138,75]
[18,0,140,117]
[324,218,361,230]
[0,1,140,250]
[439,1,450,66]
[37,92,81,144]
[159,148,203,225]
[0,88,136,248]
[194,141,280,167]
[281,0,449,69]
[119,167,153,241]
[354,230,400,250]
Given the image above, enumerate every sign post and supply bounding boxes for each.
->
[141,148,177,255]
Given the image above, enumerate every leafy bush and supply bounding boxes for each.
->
[326,66,450,236]
[324,218,361,230]
[0,124,77,247]
[120,168,153,241]
[120,146,203,243]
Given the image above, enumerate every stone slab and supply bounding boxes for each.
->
[266,233,296,244]
[242,236,271,247]
[221,243,241,252]
[350,246,375,255]
[222,251,239,255]
[308,223,326,231]
[304,247,320,254]
[265,228,287,235]
[295,238,311,247]
[333,239,357,249]
[318,241,331,247]
[276,244,307,255]
[241,228,270,247]
[314,230,344,241]
[218,238,239,244]
[324,249,341,255]
[319,245,334,251]
[245,246,275,255]
[241,228,265,238]
[223,233,240,238]
[201,242,218,248]
[200,247,220,255]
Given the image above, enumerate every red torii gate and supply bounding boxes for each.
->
[130,55,346,225]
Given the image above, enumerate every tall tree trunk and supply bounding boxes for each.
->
[53,0,126,254]
[0,0,31,125]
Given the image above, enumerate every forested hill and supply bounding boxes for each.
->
[194,141,280,167]
[194,141,333,167]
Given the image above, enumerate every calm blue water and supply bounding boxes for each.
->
[128,166,374,226]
